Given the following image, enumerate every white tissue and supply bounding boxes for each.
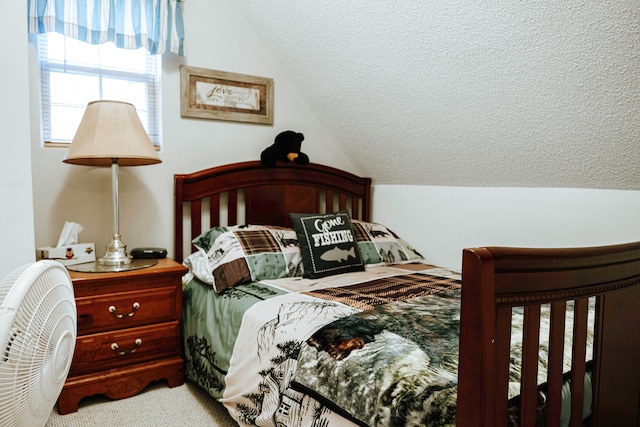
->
[56,221,85,247]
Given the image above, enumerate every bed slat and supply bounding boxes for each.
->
[227,190,238,225]
[569,297,588,427]
[191,199,202,243]
[209,194,220,229]
[338,193,347,211]
[546,301,567,426]
[351,197,360,219]
[325,189,333,213]
[495,306,513,425]
[520,305,542,427]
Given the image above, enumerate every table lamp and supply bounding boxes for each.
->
[63,100,161,266]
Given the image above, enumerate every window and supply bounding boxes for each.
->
[37,32,161,147]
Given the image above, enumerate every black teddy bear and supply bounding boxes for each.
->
[260,130,310,168]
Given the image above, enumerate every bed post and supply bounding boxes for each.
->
[591,284,640,425]
[174,174,184,263]
[457,247,499,426]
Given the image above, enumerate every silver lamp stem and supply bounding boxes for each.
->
[98,160,132,265]
[112,160,119,236]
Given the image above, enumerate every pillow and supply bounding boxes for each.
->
[290,211,365,278]
[201,225,303,292]
[351,219,424,265]
[192,226,232,253]
[182,249,215,287]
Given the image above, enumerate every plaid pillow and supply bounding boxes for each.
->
[351,219,424,265]
[290,211,365,279]
[203,225,303,292]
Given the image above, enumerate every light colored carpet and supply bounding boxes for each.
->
[46,381,239,427]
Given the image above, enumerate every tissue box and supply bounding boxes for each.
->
[36,243,96,266]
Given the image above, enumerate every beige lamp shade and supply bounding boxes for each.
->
[63,100,161,167]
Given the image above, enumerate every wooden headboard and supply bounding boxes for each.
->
[174,161,372,263]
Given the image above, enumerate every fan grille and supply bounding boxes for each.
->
[0,261,76,427]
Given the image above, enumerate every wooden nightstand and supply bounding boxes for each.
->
[57,258,189,414]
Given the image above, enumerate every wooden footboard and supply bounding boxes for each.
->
[457,242,640,427]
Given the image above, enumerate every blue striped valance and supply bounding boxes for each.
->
[27,0,185,56]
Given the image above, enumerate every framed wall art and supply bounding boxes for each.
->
[180,65,274,124]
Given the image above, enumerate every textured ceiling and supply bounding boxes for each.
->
[229,1,640,190]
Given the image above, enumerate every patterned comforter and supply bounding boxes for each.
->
[182,258,593,427]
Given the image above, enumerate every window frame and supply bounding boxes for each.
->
[36,33,161,148]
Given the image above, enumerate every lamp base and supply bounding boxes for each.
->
[67,258,157,273]
[98,234,132,265]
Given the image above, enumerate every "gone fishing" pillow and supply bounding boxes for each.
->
[290,210,365,279]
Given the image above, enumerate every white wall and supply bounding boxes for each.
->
[29,1,358,259]
[0,3,35,278]
[22,1,640,274]
[373,185,640,269]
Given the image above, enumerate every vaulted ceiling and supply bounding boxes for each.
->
[230,2,640,190]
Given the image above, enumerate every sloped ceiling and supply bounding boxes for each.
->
[229,1,640,190]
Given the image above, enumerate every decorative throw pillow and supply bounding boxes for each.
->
[351,219,424,265]
[202,225,303,292]
[290,211,365,278]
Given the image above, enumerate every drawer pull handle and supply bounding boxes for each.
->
[109,302,140,318]
[111,338,142,355]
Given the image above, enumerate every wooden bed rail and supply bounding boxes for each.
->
[457,242,640,427]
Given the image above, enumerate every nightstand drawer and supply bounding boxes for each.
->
[76,286,177,335]
[69,321,181,376]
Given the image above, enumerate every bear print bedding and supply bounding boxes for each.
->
[182,254,594,427]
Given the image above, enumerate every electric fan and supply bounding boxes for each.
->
[0,260,77,427]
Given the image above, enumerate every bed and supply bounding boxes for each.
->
[174,160,640,427]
